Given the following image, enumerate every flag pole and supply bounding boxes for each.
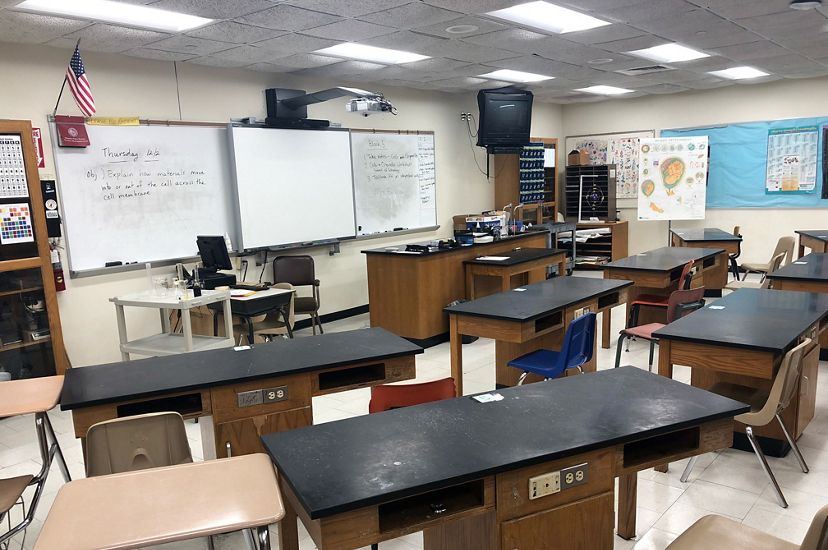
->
[52,38,81,117]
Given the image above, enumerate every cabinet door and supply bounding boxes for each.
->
[501,492,614,550]
[797,343,820,438]
[215,407,311,458]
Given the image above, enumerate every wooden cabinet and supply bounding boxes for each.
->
[575,221,628,270]
[0,120,68,377]
[493,138,558,226]
[214,407,312,458]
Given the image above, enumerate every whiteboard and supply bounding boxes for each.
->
[51,124,235,273]
[351,132,436,235]
[566,130,655,198]
[637,136,708,221]
[229,127,356,250]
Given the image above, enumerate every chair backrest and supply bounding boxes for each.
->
[761,252,787,289]
[666,287,706,323]
[801,503,828,550]
[732,226,740,236]
[679,259,695,290]
[750,339,811,428]
[772,236,795,267]
[273,255,316,287]
[558,312,596,370]
[369,378,456,413]
[85,412,193,477]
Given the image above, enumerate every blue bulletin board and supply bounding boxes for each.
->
[662,116,828,208]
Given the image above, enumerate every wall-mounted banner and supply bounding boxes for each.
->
[766,126,818,194]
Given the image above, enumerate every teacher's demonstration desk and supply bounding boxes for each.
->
[60,328,421,462]
[363,231,550,346]
[654,288,827,456]
[444,277,631,394]
[264,367,747,550]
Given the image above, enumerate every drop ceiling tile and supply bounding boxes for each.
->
[559,0,649,10]
[0,11,90,43]
[245,62,296,73]
[673,26,761,50]
[462,28,573,55]
[421,39,521,63]
[267,52,343,68]
[686,0,790,19]
[563,24,645,46]
[420,0,526,14]
[302,19,396,41]
[673,54,739,71]
[237,5,342,31]
[632,9,730,35]
[49,24,170,53]
[362,30,449,52]
[124,48,200,61]
[140,35,234,55]
[292,59,387,78]
[636,82,692,94]
[360,3,464,29]
[486,55,581,75]
[284,0,411,17]
[414,15,508,38]
[147,0,277,19]
[789,41,828,59]
[252,33,338,56]
[428,76,495,88]
[189,56,251,68]
[186,21,287,44]
[748,53,826,71]
[402,57,473,72]
[711,41,791,60]
[595,34,669,53]
[642,68,710,84]
[680,76,732,89]
[736,9,828,33]
[211,44,281,64]
[449,62,506,76]
[598,0,698,24]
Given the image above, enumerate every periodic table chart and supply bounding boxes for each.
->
[0,135,30,199]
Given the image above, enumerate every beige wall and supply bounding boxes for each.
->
[561,77,828,260]
[0,42,563,366]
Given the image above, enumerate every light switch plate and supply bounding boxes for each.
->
[237,390,263,408]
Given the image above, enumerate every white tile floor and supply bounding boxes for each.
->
[2,273,827,550]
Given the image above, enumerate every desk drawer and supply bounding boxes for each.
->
[210,374,311,423]
[496,448,613,522]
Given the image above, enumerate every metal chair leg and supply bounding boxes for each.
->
[680,455,699,482]
[243,529,258,550]
[615,335,625,368]
[648,340,656,372]
[371,545,379,550]
[207,535,216,550]
[776,414,809,473]
[517,372,529,386]
[43,413,71,482]
[745,426,787,508]
[316,313,324,334]
[256,526,271,550]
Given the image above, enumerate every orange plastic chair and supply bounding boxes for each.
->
[368,378,457,413]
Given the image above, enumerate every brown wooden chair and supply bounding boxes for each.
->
[273,255,323,334]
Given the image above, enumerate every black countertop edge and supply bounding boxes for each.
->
[463,247,569,266]
[650,331,796,353]
[795,230,828,241]
[267,400,749,520]
[443,279,633,321]
[59,346,424,411]
[361,231,549,256]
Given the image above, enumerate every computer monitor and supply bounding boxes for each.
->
[196,236,232,273]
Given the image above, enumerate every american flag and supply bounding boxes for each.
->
[66,45,95,117]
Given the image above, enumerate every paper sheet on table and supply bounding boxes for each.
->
[477,256,509,261]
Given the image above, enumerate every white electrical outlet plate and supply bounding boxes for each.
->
[574,306,591,318]
[529,471,560,500]
[560,463,588,490]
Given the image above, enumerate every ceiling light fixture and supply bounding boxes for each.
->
[708,66,770,79]
[627,43,709,63]
[790,0,822,9]
[576,85,635,95]
[315,43,429,64]
[487,1,611,34]
[13,0,212,32]
[478,69,554,83]
[445,24,479,34]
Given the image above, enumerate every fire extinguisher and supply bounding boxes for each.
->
[51,245,66,291]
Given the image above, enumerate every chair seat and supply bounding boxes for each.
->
[507,349,567,379]
[741,261,770,272]
[622,323,665,340]
[630,293,669,307]
[708,382,769,424]
[294,296,318,314]
[725,280,762,290]
[0,475,32,514]
[667,515,797,550]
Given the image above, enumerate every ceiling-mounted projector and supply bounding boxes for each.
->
[346,96,396,116]
[264,86,396,128]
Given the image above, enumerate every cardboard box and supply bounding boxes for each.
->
[567,149,590,166]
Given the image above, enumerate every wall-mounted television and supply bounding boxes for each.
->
[476,87,533,153]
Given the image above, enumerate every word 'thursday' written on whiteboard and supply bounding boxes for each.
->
[51,124,234,273]
[351,131,436,235]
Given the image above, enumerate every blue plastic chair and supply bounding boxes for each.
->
[507,312,596,385]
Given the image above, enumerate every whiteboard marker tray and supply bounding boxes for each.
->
[120,333,234,357]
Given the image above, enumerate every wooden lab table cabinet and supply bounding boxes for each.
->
[796,230,828,257]
[264,368,748,550]
[463,247,567,300]
[444,277,631,394]
[60,328,421,462]
[671,228,741,294]
[363,232,549,346]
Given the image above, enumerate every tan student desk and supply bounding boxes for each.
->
[263,368,748,550]
[444,277,631,394]
[670,228,741,295]
[362,231,549,347]
[59,328,421,462]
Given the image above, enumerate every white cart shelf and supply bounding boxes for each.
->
[110,289,234,361]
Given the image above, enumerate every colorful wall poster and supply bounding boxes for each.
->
[638,136,708,221]
[566,131,655,199]
[0,203,34,244]
[766,126,818,193]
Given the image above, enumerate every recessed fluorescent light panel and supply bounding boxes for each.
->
[479,69,554,83]
[628,43,709,63]
[14,0,212,32]
[487,1,610,34]
[709,66,770,80]
[577,85,634,95]
[315,43,429,64]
